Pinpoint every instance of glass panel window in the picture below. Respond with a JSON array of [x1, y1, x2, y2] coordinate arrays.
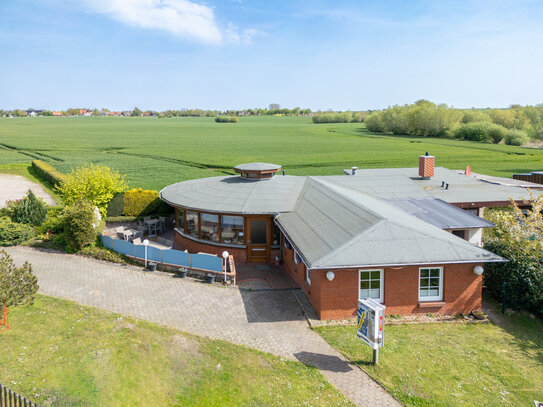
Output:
[[200, 213, 219, 242], [177, 208, 184, 232], [419, 268, 443, 301], [186, 211, 198, 237], [249, 219, 267, 244], [272, 223, 280, 246], [359, 269, 383, 302], [306, 268, 311, 285], [221, 216, 244, 245]]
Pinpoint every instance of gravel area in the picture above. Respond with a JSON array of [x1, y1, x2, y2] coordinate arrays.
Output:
[[0, 174, 56, 207]]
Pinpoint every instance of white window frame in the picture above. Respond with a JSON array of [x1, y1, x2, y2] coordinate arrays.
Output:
[[418, 267, 443, 302], [358, 269, 384, 303], [306, 268, 311, 285]]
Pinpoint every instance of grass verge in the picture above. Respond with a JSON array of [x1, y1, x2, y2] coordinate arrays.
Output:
[[315, 303, 543, 407], [0, 295, 352, 407]]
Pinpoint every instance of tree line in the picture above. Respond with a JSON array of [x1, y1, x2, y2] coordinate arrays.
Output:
[[364, 100, 543, 146]]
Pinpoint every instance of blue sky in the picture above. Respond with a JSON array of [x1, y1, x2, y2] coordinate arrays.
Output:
[[1, 0, 543, 110]]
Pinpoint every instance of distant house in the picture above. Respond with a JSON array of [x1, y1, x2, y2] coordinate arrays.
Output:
[[52, 111, 63, 117], [160, 155, 539, 320], [122, 111, 132, 117]]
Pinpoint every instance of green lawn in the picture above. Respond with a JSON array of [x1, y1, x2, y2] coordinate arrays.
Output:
[[0, 295, 352, 407], [1, 116, 543, 190], [315, 305, 543, 407]]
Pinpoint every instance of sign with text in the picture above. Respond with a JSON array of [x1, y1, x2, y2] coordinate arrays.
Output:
[[357, 298, 385, 349]]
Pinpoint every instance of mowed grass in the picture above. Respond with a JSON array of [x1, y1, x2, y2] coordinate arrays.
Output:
[[1, 116, 543, 190], [0, 295, 352, 407], [315, 306, 543, 407]]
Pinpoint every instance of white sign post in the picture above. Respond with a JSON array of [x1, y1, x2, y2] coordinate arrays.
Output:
[[357, 298, 385, 365]]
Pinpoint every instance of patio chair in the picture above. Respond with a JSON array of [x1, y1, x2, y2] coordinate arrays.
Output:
[[136, 225, 146, 237], [132, 237, 142, 245], [144, 216, 151, 221], [158, 216, 167, 234], [115, 226, 125, 239]]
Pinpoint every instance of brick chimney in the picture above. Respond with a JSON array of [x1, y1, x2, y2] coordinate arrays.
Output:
[[419, 152, 434, 179]]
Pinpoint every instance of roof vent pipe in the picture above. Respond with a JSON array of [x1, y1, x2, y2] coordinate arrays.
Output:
[[351, 166, 358, 175], [441, 181, 445, 187], [282, 170, 285, 176], [446, 183, 449, 190]]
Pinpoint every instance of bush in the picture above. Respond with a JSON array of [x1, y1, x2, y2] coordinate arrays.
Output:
[[0, 250, 39, 307], [31, 160, 67, 186], [122, 188, 160, 216], [0, 217, 34, 246], [215, 116, 238, 123], [38, 207, 65, 236], [486, 123, 507, 144], [57, 163, 128, 217], [312, 112, 353, 124], [504, 129, 528, 146], [106, 193, 125, 217], [365, 112, 386, 132], [11, 190, 47, 226], [78, 245, 133, 264], [483, 240, 543, 316], [63, 200, 98, 252], [455, 121, 492, 142]]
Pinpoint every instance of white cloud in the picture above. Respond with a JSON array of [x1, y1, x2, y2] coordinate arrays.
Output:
[[225, 22, 264, 45], [84, 0, 223, 44]]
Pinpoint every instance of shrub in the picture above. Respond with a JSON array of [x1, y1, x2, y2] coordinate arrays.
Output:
[[0, 250, 39, 307], [455, 121, 492, 142], [106, 193, 125, 217], [38, 207, 65, 236], [78, 245, 133, 264], [63, 200, 98, 252], [312, 112, 353, 124], [0, 217, 34, 246], [365, 112, 386, 132], [31, 160, 67, 186], [215, 116, 238, 123], [122, 188, 160, 216], [504, 129, 528, 146], [483, 192, 543, 317], [486, 123, 507, 144], [11, 190, 47, 226], [57, 163, 128, 217]]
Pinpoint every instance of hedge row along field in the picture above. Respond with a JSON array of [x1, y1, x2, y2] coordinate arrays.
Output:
[[2, 116, 543, 191], [31, 160, 67, 185]]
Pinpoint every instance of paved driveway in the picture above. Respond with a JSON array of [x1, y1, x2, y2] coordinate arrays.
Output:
[[6, 247, 399, 407], [0, 174, 56, 208]]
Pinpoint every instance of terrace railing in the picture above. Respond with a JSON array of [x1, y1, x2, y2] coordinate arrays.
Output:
[[0, 383, 39, 407], [100, 235, 236, 283]]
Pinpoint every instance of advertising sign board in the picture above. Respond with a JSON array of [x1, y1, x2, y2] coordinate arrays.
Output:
[[357, 298, 385, 350]]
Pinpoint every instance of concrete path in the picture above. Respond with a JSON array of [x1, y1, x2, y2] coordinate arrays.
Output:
[[0, 174, 56, 208], [6, 247, 400, 407]]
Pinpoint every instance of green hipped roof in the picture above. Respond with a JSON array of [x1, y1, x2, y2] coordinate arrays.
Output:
[[275, 177, 504, 269]]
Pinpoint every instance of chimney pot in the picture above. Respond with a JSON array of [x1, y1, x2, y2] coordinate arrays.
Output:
[[419, 154, 435, 179]]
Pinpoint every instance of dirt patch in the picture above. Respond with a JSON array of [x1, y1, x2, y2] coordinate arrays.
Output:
[[0, 174, 56, 207]]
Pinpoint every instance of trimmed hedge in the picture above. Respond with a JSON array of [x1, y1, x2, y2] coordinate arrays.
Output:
[[64, 200, 97, 252], [0, 217, 34, 246], [122, 188, 160, 216], [31, 160, 67, 186], [106, 193, 125, 217]]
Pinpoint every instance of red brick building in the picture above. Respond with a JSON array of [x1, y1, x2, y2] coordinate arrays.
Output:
[[160, 158, 534, 320]]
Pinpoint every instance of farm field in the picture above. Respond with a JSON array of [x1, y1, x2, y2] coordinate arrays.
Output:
[[315, 302, 543, 407], [0, 295, 352, 407], [1, 116, 543, 190]]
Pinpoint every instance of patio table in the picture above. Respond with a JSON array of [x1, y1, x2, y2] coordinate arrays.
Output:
[[122, 229, 140, 241], [144, 219, 160, 237]]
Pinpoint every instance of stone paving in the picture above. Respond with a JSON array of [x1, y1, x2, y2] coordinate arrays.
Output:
[[6, 247, 400, 407]]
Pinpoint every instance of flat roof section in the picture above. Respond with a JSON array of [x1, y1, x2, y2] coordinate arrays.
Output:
[[386, 197, 495, 229], [160, 175, 306, 214]]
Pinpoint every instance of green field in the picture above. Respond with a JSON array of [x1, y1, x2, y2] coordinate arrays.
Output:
[[0, 295, 352, 407], [1, 116, 543, 190]]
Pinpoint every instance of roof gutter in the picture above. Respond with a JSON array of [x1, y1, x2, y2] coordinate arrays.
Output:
[[308, 258, 508, 271]]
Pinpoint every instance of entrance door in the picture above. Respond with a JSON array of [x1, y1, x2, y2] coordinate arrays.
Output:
[[247, 218, 270, 263]]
